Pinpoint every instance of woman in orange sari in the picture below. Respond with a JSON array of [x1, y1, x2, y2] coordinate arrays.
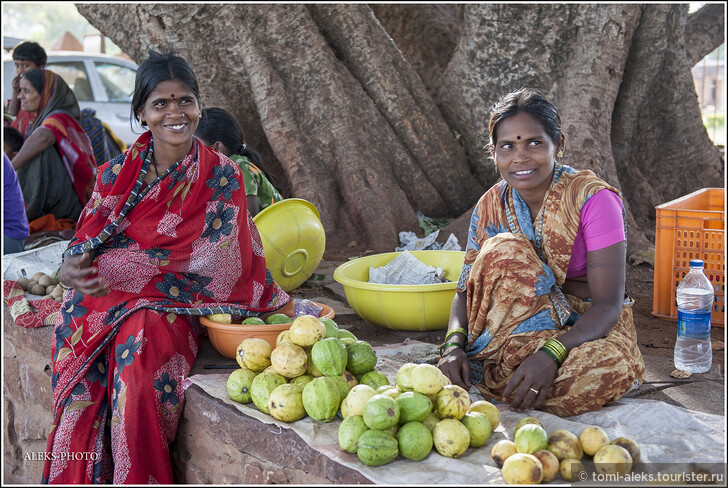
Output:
[[437, 88, 645, 417], [10, 68, 96, 223], [42, 50, 290, 484]]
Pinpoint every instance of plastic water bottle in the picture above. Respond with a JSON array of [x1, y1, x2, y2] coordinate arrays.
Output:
[[674, 259, 714, 373]]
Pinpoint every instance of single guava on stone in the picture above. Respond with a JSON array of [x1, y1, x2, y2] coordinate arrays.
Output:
[[363, 394, 400, 430], [579, 426, 610, 456], [610, 437, 641, 464], [491, 439, 518, 468], [268, 383, 306, 422], [547, 429, 583, 460], [411, 363, 447, 395], [514, 424, 548, 454], [395, 391, 432, 424], [396, 421, 433, 461], [270, 342, 308, 378], [593, 444, 633, 476], [533, 449, 560, 482], [436, 384, 471, 420], [356, 429, 399, 466], [250, 370, 287, 414], [358, 369, 390, 390], [338, 415, 369, 453], [340, 384, 377, 418], [237, 338, 272, 372], [460, 411, 492, 447], [289, 315, 326, 346], [513, 416, 543, 437], [467, 400, 501, 430], [226, 368, 258, 403], [501, 453, 543, 485], [560, 458, 586, 481], [395, 362, 418, 391], [432, 418, 470, 458]]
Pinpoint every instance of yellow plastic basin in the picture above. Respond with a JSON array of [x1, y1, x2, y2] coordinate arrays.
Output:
[[253, 198, 326, 292], [333, 250, 465, 331]]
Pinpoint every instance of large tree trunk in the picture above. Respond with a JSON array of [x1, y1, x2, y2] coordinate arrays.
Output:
[[76, 3, 724, 253], [435, 4, 724, 252], [76, 3, 483, 251]]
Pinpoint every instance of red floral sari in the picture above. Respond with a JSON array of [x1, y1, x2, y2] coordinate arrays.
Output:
[[42, 131, 290, 484]]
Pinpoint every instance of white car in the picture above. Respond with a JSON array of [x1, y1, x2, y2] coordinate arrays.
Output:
[[3, 51, 145, 145]]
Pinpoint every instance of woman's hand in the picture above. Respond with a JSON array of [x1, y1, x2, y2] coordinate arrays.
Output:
[[502, 351, 558, 412], [59, 252, 110, 297], [437, 347, 471, 390]]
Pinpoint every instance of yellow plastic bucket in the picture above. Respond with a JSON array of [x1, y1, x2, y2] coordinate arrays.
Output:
[[253, 198, 326, 292], [333, 250, 465, 331]]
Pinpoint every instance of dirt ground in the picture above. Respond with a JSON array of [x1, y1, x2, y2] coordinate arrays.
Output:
[[324, 243, 726, 369]]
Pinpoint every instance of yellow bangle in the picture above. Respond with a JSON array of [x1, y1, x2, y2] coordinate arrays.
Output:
[[445, 327, 468, 341]]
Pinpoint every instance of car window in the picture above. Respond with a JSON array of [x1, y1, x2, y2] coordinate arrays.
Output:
[[46, 62, 93, 102], [94, 62, 135, 102]]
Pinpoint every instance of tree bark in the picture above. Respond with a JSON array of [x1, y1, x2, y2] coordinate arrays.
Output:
[[76, 3, 724, 254], [684, 3, 725, 66], [76, 3, 482, 251]]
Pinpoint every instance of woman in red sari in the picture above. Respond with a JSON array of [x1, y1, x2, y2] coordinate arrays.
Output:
[[11, 68, 96, 223], [43, 49, 291, 484]]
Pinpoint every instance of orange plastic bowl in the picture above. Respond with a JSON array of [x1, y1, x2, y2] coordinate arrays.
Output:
[[200, 303, 335, 359]]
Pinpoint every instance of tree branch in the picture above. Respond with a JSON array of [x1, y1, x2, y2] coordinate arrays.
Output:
[[685, 3, 725, 66]]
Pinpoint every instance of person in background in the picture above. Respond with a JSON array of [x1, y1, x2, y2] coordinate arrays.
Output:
[[10, 68, 96, 224], [7, 40, 47, 140], [195, 107, 283, 216], [3, 152, 30, 254], [3, 126, 24, 159], [437, 87, 645, 417], [79, 107, 125, 166], [44, 49, 290, 484]]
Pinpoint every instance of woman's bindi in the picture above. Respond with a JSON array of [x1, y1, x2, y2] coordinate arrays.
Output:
[[170, 94, 176, 100], [516, 136, 521, 140]]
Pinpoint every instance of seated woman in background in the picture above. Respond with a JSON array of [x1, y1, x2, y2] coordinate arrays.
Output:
[[195, 107, 283, 216], [7, 40, 47, 139], [437, 87, 645, 417], [10, 68, 96, 223]]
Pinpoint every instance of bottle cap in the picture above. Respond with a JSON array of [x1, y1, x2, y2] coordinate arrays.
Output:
[[689, 259, 704, 268]]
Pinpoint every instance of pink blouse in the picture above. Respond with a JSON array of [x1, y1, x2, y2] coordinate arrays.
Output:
[[566, 189, 625, 278]]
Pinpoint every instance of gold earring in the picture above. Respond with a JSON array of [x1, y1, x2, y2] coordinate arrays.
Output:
[[557, 148, 564, 158]]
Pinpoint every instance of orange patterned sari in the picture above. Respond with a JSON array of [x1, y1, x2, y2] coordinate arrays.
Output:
[[459, 163, 645, 417]]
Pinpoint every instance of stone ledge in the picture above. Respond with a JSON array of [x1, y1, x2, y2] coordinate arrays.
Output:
[[2, 304, 371, 484]]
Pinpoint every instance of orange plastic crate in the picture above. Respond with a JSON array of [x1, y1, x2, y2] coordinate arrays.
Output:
[[652, 188, 725, 327]]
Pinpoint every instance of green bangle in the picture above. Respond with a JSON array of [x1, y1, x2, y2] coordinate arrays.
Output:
[[539, 346, 562, 366], [440, 341, 465, 356], [445, 327, 468, 341], [55, 267, 70, 291]]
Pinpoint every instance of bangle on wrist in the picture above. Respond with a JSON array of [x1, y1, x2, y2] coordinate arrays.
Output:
[[439, 341, 465, 356], [445, 327, 468, 342], [538, 338, 568, 366], [55, 267, 70, 291]]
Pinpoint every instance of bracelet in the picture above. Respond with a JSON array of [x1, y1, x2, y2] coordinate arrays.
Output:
[[539, 338, 568, 366], [445, 327, 468, 341], [439, 341, 465, 356], [55, 267, 70, 291]]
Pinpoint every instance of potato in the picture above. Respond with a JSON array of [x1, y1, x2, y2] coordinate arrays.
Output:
[[26, 280, 39, 291], [52, 286, 64, 298], [32, 272, 45, 282], [46, 284, 56, 294], [30, 284, 47, 295], [16, 277, 30, 290], [39, 275, 54, 287]]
